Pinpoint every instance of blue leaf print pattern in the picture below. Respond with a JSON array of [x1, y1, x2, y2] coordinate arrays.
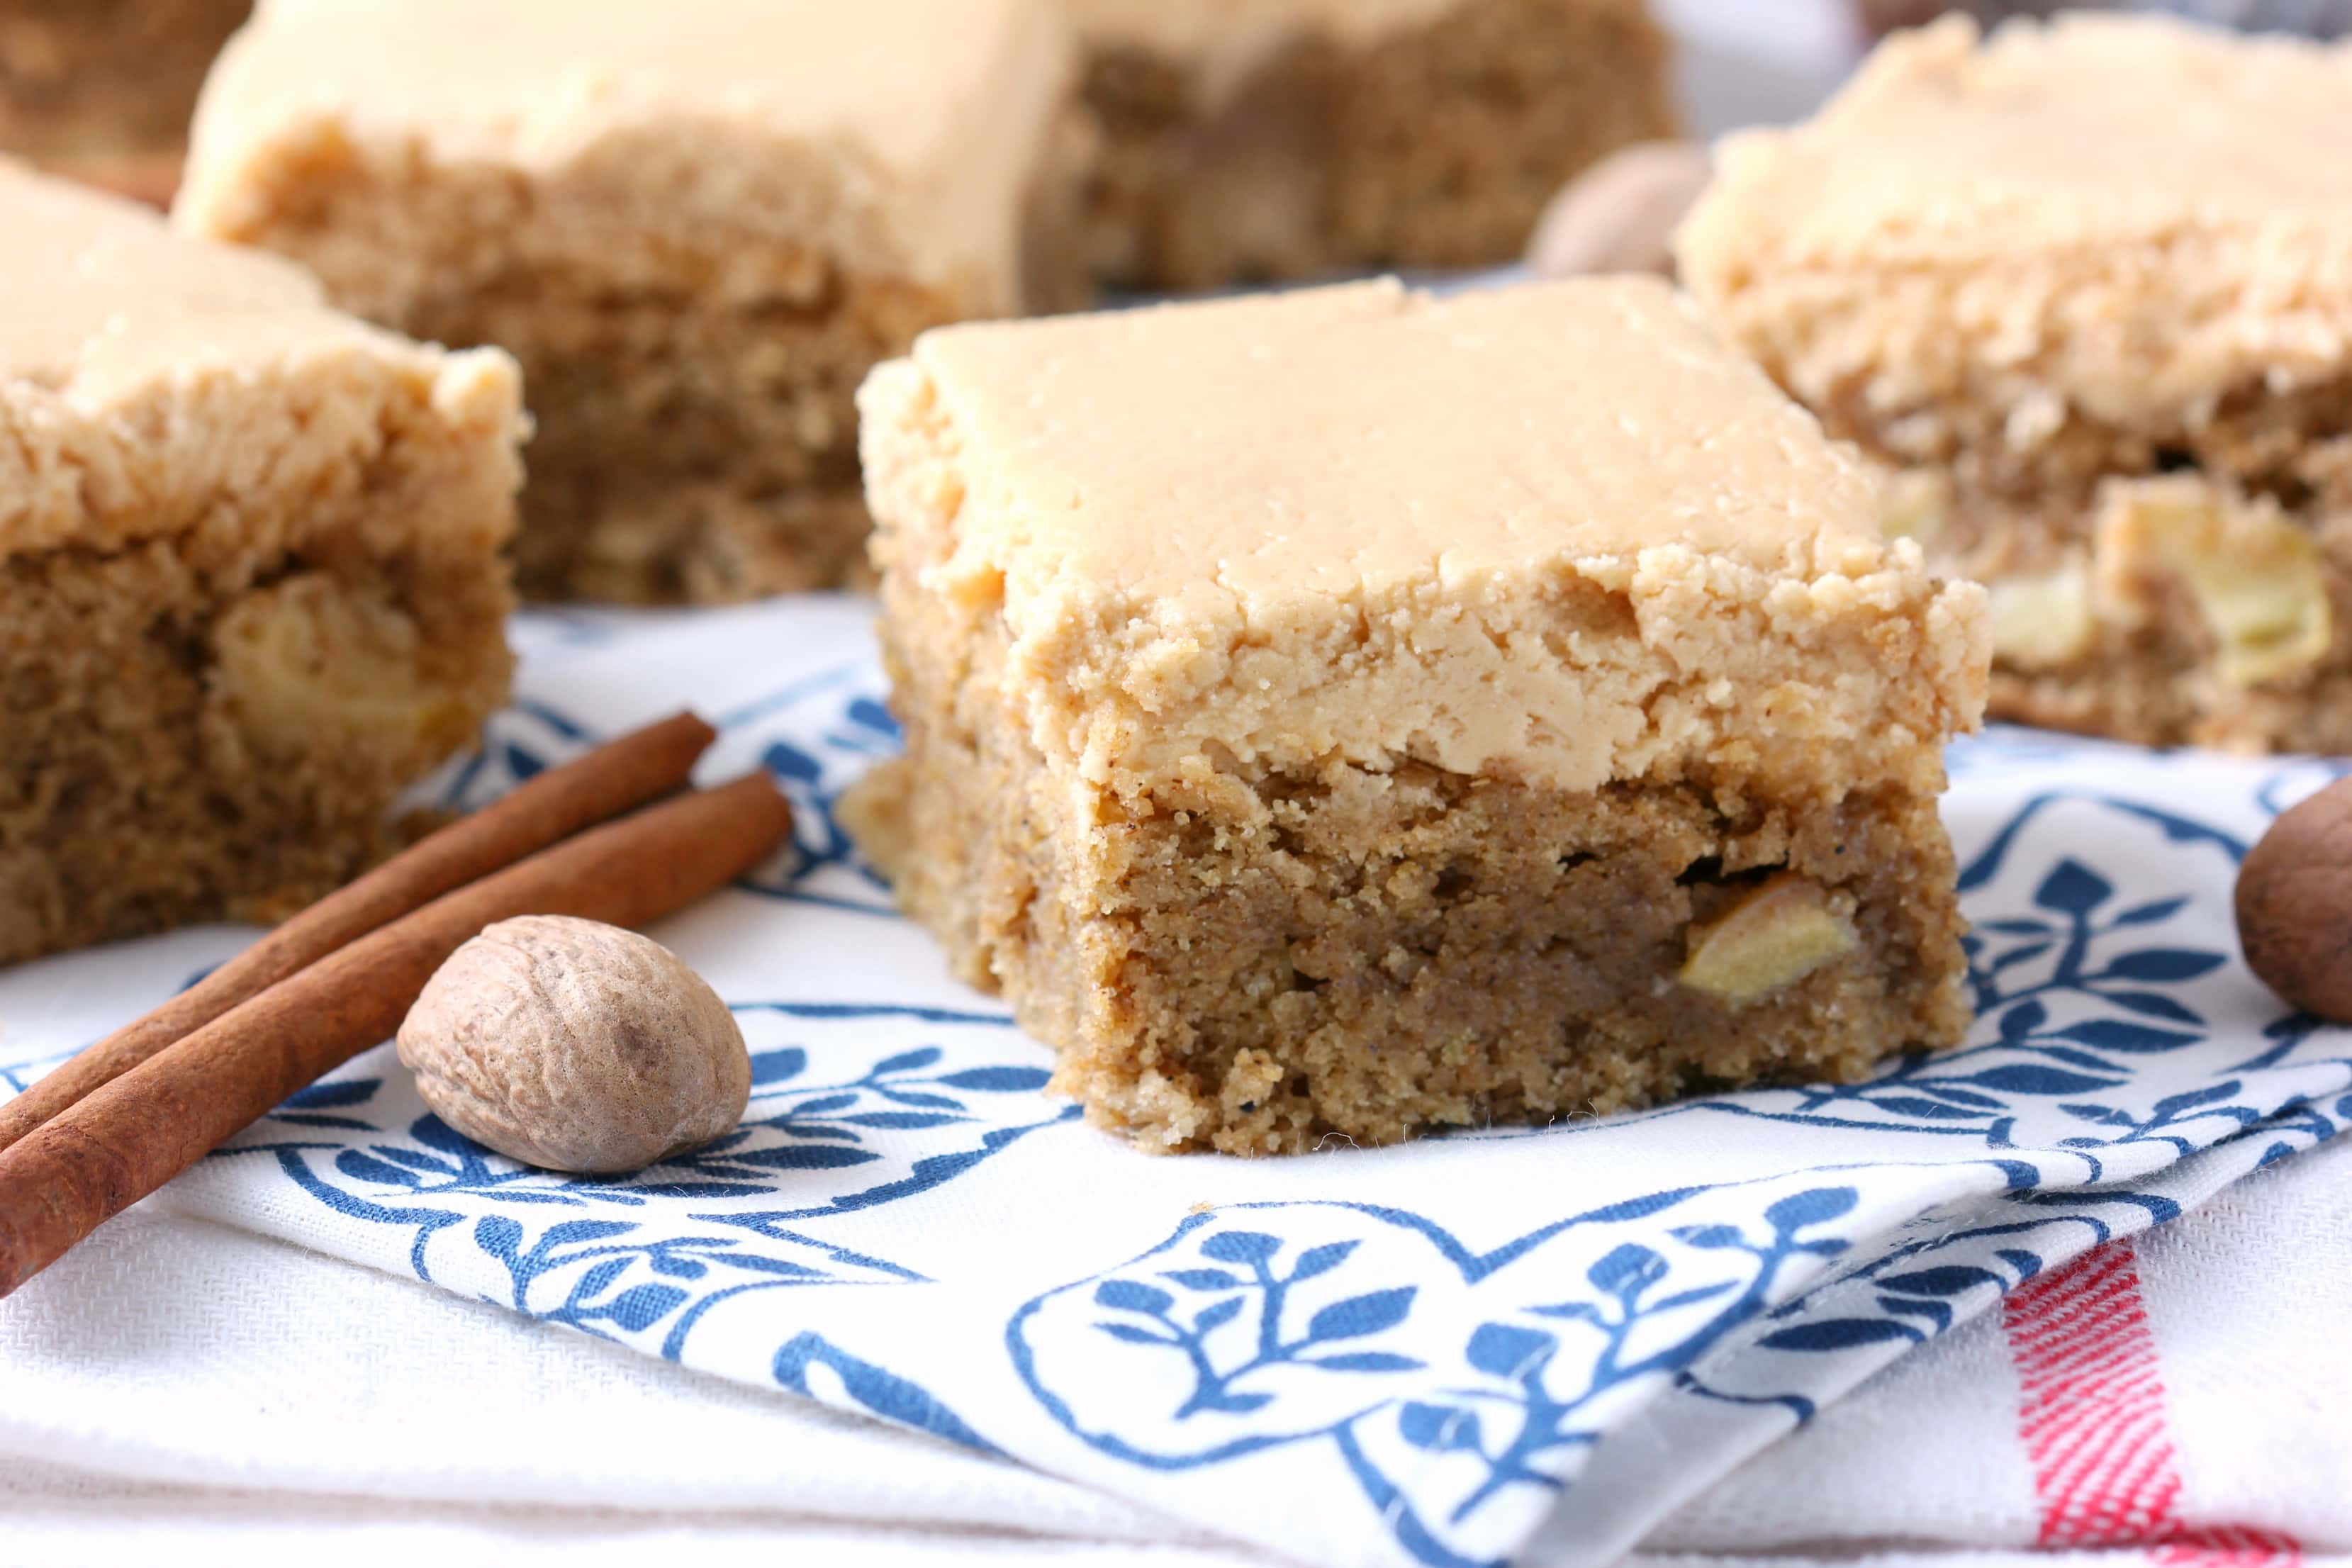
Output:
[[6, 637, 2347, 1568]]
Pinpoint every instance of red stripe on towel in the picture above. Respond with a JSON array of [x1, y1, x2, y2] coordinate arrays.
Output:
[[2004, 1239, 2300, 1566]]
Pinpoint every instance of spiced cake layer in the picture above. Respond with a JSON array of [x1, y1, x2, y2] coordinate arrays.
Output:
[[1679, 16, 2352, 751], [850, 277, 1988, 1154], [2, 164, 522, 965], [177, 0, 1075, 604], [1066, 0, 1679, 291], [0, 0, 250, 162]]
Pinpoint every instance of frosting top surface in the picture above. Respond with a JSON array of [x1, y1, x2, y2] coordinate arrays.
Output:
[[912, 275, 1891, 608], [194, 0, 1052, 176], [1707, 14, 2352, 246], [3, 161, 386, 398], [1063, 0, 1459, 67]]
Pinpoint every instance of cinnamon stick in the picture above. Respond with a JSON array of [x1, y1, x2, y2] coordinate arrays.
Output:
[[0, 712, 718, 1159], [0, 772, 793, 1299]]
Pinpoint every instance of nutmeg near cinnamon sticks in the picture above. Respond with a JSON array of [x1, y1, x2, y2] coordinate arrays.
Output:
[[0, 712, 717, 1160], [0, 772, 793, 1299]]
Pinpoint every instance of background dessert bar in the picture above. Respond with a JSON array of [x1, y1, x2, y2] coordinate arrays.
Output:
[[0, 0, 250, 162], [1680, 15, 2352, 752], [177, 0, 1075, 605], [1064, 0, 1679, 291], [1, 164, 522, 965]]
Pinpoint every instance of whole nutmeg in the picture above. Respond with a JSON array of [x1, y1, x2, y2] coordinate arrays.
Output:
[[1523, 140, 1712, 281], [398, 915, 751, 1173], [2236, 779, 2352, 1021]]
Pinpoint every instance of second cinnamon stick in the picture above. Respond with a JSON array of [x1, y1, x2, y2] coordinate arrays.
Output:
[[0, 772, 792, 1299], [0, 712, 717, 1158]]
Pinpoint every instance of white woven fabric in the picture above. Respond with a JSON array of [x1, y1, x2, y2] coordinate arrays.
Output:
[[3, 1136, 2343, 1563], [3, 598, 2347, 1567], [9, 5, 2348, 1562], [1645, 1130, 2352, 1557]]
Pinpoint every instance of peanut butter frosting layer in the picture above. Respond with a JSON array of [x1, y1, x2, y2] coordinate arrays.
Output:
[[178, 0, 1071, 313], [1, 162, 522, 560], [861, 276, 1987, 801], [1678, 14, 2352, 437]]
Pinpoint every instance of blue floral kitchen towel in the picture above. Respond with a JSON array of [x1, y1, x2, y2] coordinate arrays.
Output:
[[3, 597, 2347, 1568]]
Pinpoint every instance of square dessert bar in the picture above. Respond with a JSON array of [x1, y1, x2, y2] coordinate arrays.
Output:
[[1067, 0, 1679, 291], [1679, 16, 2352, 753], [0, 0, 250, 162], [177, 0, 1074, 603], [1, 164, 522, 965], [853, 278, 1989, 1154]]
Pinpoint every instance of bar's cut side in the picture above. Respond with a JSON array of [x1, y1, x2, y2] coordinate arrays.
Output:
[[2, 169, 522, 965], [176, 0, 1074, 603], [1679, 16, 2352, 753], [853, 279, 1988, 1154], [1068, 0, 1678, 291], [0, 0, 251, 160], [180, 168, 965, 603]]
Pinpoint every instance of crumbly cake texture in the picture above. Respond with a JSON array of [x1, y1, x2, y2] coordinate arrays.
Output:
[[0, 0, 250, 160], [853, 277, 1988, 1155], [1678, 16, 2352, 752], [177, 0, 1074, 605], [1, 165, 522, 965], [1065, 0, 1679, 291]]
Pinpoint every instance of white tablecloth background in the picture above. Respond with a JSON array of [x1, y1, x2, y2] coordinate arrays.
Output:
[[3, 1133, 2343, 1566], [9, 5, 2350, 1563]]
